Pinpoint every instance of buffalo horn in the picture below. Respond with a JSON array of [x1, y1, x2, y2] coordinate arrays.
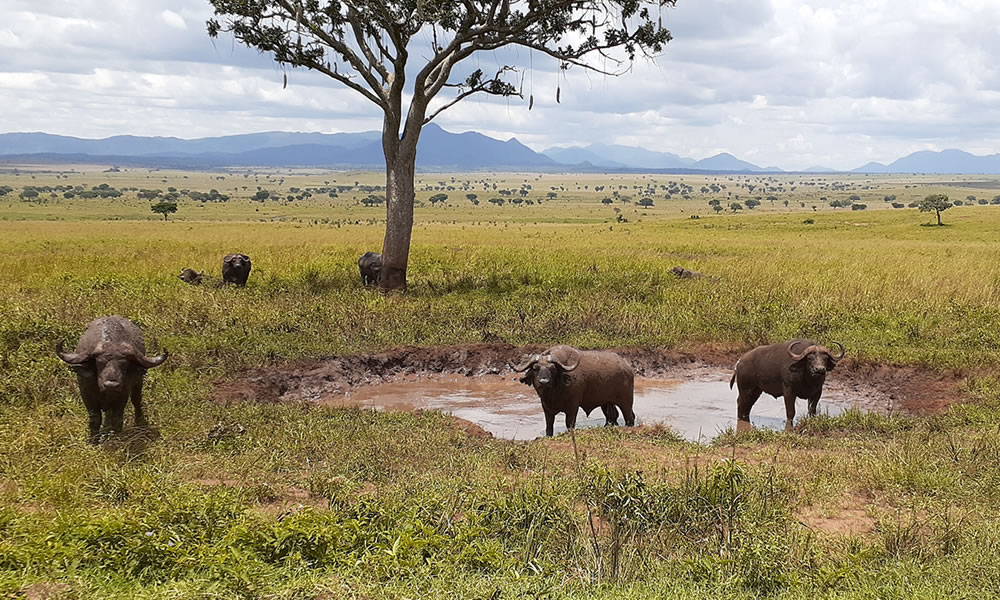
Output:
[[509, 354, 540, 372], [830, 341, 846, 360], [787, 340, 815, 361], [548, 352, 580, 372], [55, 340, 90, 365], [129, 347, 169, 369]]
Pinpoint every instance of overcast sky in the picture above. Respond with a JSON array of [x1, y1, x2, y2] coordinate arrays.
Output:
[[2, 0, 998, 170]]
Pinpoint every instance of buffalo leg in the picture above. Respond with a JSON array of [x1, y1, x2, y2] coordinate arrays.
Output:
[[79, 377, 103, 444], [564, 409, 578, 432], [601, 403, 620, 426], [736, 388, 762, 422], [807, 395, 821, 417], [106, 406, 125, 435], [87, 409, 103, 444], [131, 379, 148, 427], [783, 387, 797, 429], [620, 404, 636, 427], [544, 410, 557, 437]]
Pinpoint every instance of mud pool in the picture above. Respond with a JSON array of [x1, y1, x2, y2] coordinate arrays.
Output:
[[328, 368, 880, 442]]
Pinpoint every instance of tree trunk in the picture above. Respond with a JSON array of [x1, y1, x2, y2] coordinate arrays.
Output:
[[936, 210, 942, 226], [380, 152, 416, 290]]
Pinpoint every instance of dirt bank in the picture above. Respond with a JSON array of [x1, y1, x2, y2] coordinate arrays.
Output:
[[213, 343, 966, 417]]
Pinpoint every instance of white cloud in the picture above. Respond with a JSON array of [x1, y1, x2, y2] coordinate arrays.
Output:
[[1, 0, 999, 170]]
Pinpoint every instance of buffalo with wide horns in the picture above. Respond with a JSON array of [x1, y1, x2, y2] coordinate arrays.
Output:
[[730, 338, 845, 427], [222, 253, 252, 286], [511, 345, 635, 437], [56, 316, 168, 443]]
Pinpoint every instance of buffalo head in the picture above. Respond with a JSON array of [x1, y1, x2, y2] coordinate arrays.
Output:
[[510, 346, 580, 391], [57, 340, 168, 393], [788, 340, 845, 377], [178, 268, 203, 285]]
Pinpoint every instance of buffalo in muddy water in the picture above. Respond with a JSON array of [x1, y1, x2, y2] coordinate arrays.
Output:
[[222, 254, 252, 286], [730, 339, 845, 427], [358, 252, 382, 286], [56, 316, 168, 443], [178, 268, 204, 285], [511, 345, 635, 437]]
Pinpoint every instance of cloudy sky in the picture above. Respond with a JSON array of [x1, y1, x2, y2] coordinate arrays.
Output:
[[2, 0, 998, 170]]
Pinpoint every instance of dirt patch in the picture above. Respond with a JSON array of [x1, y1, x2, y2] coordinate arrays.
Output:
[[213, 343, 965, 418], [798, 493, 877, 536], [21, 583, 74, 600]]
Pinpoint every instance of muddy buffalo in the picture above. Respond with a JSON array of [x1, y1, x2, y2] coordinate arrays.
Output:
[[511, 345, 635, 437], [358, 252, 382, 286], [56, 316, 168, 443], [222, 253, 251, 286], [178, 268, 203, 285], [730, 339, 845, 426]]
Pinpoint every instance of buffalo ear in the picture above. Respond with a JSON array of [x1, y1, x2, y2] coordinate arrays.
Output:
[[825, 353, 838, 371]]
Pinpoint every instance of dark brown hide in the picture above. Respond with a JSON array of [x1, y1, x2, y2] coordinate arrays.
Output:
[[56, 316, 167, 443], [512, 345, 635, 437], [222, 254, 251, 286], [178, 268, 203, 285], [730, 338, 844, 425], [358, 252, 382, 286]]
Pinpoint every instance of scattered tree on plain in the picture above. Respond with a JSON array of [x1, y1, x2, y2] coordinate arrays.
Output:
[[919, 193, 951, 226], [151, 200, 178, 220], [207, 0, 676, 290]]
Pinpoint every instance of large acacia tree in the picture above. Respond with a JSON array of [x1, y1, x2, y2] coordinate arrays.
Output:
[[208, 0, 676, 289]]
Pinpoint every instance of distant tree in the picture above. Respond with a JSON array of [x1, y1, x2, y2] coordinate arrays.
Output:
[[151, 200, 178, 220], [638, 197, 654, 208], [712, 204, 723, 214], [783, 199, 789, 208], [891, 202, 905, 209], [848, 194, 861, 203], [729, 202, 743, 212], [465, 193, 478, 203], [992, 195, 1000, 205], [918, 193, 952, 225], [851, 203, 867, 211], [766, 195, 778, 205], [745, 198, 760, 209], [967, 195, 976, 203], [253, 190, 270, 201], [429, 193, 448, 205], [979, 198, 988, 205], [19, 189, 39, 200], [546, 192, 558, 200], [601, 197, 613, 205], [708, 198, 721, 208]]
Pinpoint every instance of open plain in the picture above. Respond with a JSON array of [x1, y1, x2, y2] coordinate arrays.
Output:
[[4, 167, 1000, 598]]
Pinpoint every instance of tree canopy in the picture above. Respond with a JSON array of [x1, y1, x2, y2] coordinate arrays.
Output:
[[207, 0, 677, 289]]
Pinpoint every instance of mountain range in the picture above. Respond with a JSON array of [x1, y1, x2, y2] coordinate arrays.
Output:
[[2, 124, 1000, 174]]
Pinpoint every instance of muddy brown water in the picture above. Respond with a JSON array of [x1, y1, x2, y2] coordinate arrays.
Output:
[[326, 367, 890, 442]]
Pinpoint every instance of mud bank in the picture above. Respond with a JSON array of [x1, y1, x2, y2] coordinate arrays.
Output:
[[213, 344, 965, 440]]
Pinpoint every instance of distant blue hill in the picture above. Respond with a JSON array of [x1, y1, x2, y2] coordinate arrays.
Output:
[[2, 126, 999, 174]]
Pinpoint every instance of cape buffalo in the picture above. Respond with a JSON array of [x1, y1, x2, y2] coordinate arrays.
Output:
[[56, 316, 168, 443], [671, 266, 704, 279], [730, 339, 845, 426], [511, 345, 635, 437], [358, 252, 382, 286], [178, 268, 203, 285], [222, 253, 251, 286]]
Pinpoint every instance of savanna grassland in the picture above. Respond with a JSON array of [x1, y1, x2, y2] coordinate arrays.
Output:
[[4, 165, 1000, 599]]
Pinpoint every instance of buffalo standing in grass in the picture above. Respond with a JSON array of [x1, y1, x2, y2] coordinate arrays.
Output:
[[222, 253, 252, 286], [56, 316, 168, 443], [511, 345, 635, 437], [730, 339, 845, 427], [358, 252, 382, 286], [178, 268, 204, 285]]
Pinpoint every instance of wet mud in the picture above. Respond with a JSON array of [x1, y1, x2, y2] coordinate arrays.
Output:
[[213, 343, 966, 441]]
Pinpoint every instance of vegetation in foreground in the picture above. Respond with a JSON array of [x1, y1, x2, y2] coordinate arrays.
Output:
[[3, 170, 1000, 598]]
